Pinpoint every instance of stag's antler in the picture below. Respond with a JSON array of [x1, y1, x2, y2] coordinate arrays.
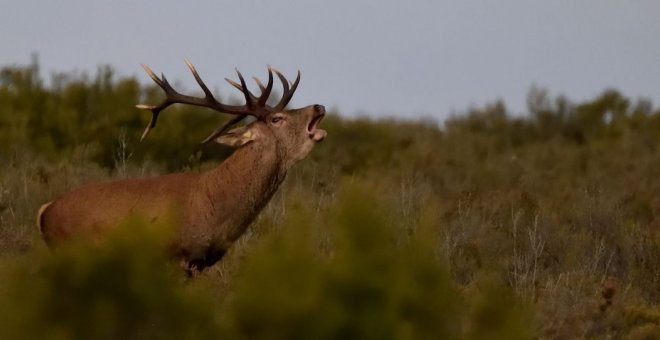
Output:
[[137, 60, 300, 142]]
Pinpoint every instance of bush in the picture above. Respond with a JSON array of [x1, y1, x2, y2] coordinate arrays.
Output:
[[222, 182, 531, 339], [0, 219, 222, 340], [0, 183, 532, 340]]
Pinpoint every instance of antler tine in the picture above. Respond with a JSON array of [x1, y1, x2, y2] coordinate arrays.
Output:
[[225, 77, 265, 107], [283, 70, 301, 107], [137, 105, 159, 141], [272, 67, 290, 96], [257, 67, 274, 107], [273, 68, 301, 111], [224, 77, 245, 92], [185, 59, 214, 99], [136, 64, 171, 141], [252, 77, 265, 92], [141, 64, 164, 87], [235, 69, 255, 108]]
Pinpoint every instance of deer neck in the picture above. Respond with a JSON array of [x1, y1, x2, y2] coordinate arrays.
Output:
[[198, 141, 287, 239]]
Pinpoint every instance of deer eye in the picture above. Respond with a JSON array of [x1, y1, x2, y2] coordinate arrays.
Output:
[[271, 116, 283, 124]]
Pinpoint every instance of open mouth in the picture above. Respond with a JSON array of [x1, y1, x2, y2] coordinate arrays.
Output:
[[308, 113, 324, 132], [308, 113, 327, 141]]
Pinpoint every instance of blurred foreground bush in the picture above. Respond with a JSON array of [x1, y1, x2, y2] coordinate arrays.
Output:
[[0, 183, 532, 339], [0, 219, 221, 340], [222, 183, 531, 339]]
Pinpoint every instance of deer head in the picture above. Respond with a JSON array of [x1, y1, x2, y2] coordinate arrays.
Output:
[[137, 61, 326, 169]]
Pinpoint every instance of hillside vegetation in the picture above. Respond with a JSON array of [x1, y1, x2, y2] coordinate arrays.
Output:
[[1, 60, 659, 338]]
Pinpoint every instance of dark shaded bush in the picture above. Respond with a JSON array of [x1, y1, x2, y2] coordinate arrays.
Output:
[[0, 219, 221, 340]]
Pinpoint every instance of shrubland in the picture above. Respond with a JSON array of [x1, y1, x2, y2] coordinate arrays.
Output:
[[1, 60, 659, 338]]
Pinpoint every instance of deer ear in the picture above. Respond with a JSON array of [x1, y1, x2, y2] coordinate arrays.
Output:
[[214, 125, 257, 147]]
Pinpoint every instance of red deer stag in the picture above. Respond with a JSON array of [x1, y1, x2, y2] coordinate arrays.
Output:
[[38, 61, 326, 276]]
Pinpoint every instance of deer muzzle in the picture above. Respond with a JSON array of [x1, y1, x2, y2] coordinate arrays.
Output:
[[308, 105, 326, 142]]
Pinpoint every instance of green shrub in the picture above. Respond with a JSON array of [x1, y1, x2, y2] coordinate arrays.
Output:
[[0, 219, 222, 340], [222, 182, 531, 339]]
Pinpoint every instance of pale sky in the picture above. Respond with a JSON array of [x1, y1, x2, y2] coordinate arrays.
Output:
[[2, 1, 659, 120]]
